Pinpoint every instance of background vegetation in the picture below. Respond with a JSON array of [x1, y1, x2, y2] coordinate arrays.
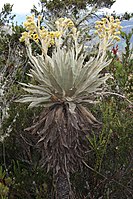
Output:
[[0, 1, 133, 198]]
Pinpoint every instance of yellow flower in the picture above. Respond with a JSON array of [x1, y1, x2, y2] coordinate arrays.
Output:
[[20, 16, 76, 50], [19, 32, 29, 42], [112, 24, 118, 28], [50, 39, 55, 46], [72, 27, 77, 34], [95, 16, 122, 43], [109, 16, 114, 22], [99, 34, 104, 39], [32, 34, 39, 42], [115, 19, 120, 23], [102, 18, 107, 22], [96, 21, 102, 25], [54, 31, 61, 38], [49, 31, 56, 38], [114, 31, 121, 35], [26, 15, 34, 22], [40, 29, 48, 39], [113, 36, 121, 41], [55, 18, 74, 31], [23, 15, 36, 32]]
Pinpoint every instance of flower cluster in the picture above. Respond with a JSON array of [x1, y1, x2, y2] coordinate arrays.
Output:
[[55, 18, 75, 31], [23, 15, 36, 32], [20, 15, 75, 48], [95, 16, 122, 42], [20, 15, 36, 42]]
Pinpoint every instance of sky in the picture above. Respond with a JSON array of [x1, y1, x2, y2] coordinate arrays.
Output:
[[0, 0, 133, 23], [104, 0, 133, 14], [0, 0, 39, 14]]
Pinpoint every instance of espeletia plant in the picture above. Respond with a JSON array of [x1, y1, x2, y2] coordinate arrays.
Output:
[[16, 15, 122, 199]]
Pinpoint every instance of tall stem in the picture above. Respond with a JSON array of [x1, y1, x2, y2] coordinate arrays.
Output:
[[55, 171, 72, 199]]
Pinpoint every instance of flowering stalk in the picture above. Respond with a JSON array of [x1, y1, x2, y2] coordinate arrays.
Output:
[[20, 15, 75, 55], [95, 16, 122, 42], [95, 16, 121, 58]]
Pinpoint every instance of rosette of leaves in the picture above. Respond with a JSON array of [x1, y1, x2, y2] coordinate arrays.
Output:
[[16, 16, 118, 198]]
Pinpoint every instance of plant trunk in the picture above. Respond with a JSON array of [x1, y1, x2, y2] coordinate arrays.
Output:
[[55, 171, 71, 199]]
